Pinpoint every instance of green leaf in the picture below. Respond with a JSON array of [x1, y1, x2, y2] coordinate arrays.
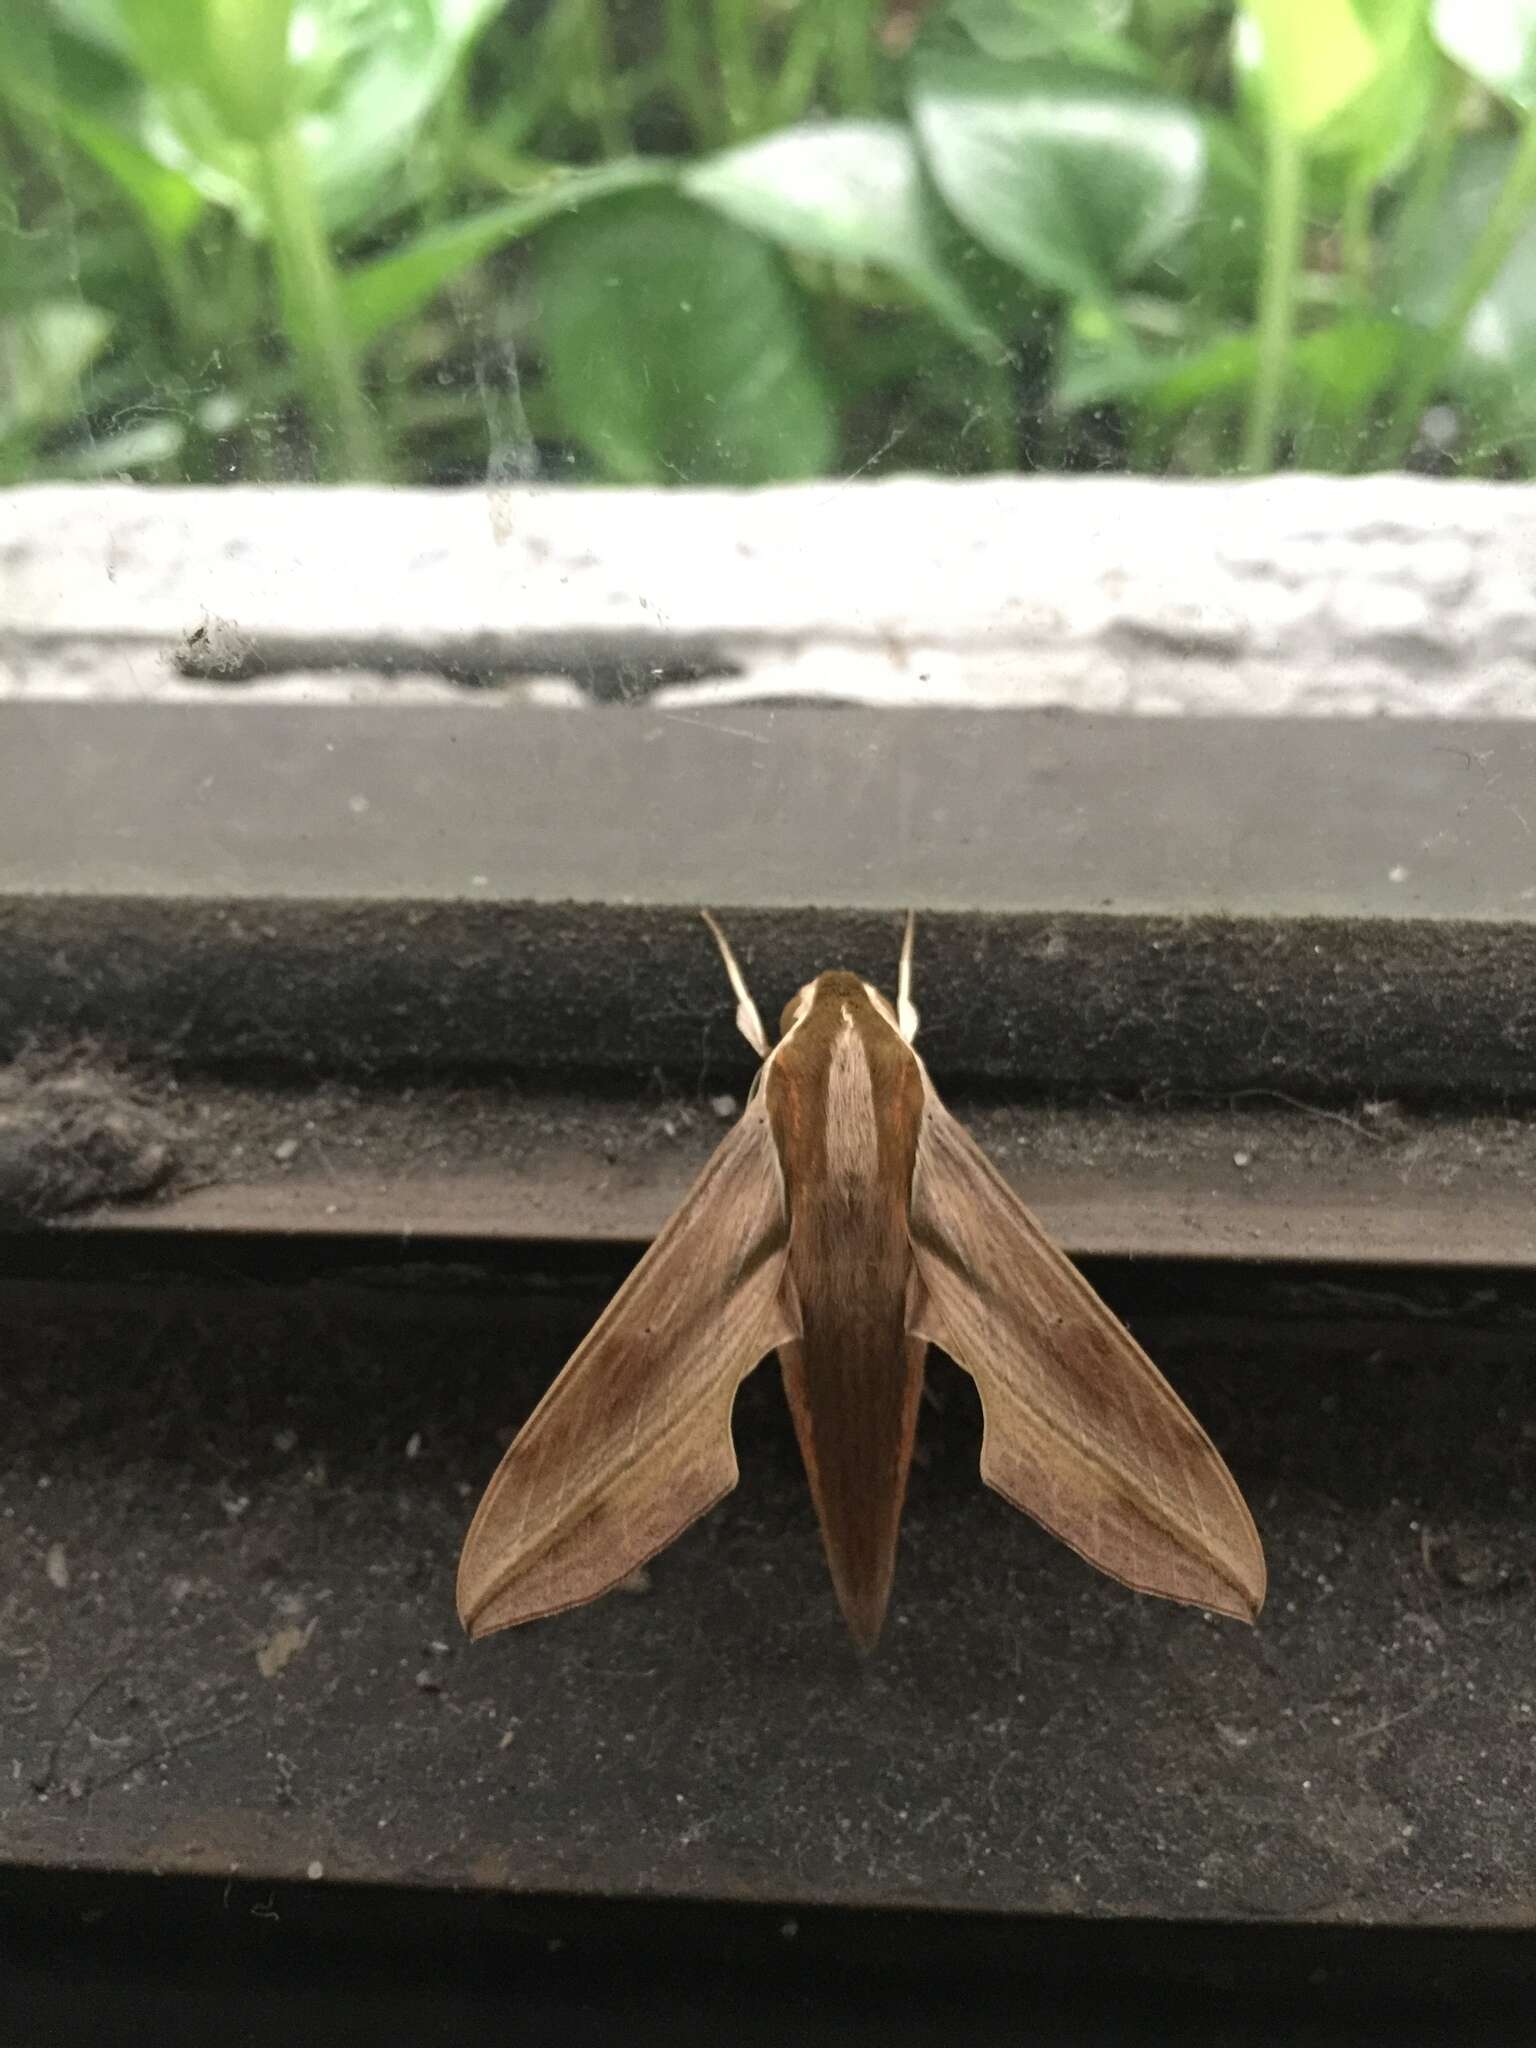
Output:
[[1237, 0, 1382, 137], [1117, 318, 1401, 415], [1393, 134, 1536, 428], [53, 0, 507, 234], [0, 300, 114, 436], [1433, 0, 1536, 110], [1057, 314, 1407, 464], [536, 191, 835, 484], [53, 414, 188, 475], [115, 0, 213, 96], [1309, 0, 1437, 180], [1133, 0, 1229, 43], [59, 103, 206, 244], [7, 6, 139, 123], [1283, 318, 1409, 462], [286, 0, 508, 230], [1055, 317, 1389, 413], [933, 0, 1142, 70], [1233, 0, 1435, 189], [1, 15, 206, 246], [44, 0, 138, 58], [200, 0, 297, 145], [1168, 117, 1263, 314], [684, 122, 1004, 358], [910, 54, 1207, 302], [340, 160, 673, 346], [1291, 316, 1407, 409], [1052, 325, 1163, 412]]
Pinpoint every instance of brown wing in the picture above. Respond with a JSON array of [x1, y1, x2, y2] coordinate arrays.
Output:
[[457, 1098, 793, 1638], [907, 1084, 1265, 1622]]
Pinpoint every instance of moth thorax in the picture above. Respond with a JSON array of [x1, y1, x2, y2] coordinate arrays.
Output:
[[779, 981, 818, 1039]]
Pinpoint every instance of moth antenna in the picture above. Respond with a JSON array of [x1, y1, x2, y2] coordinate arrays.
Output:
[[701, 909, 770, 1058], [897, 909, 919, 1042]]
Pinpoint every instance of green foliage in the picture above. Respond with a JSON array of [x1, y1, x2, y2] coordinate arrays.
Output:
[[1237, 0, 1381, 138], [6, 0, 1536, 481], [538, 189, 836, 480], [909, 55, 1206, 302], [682, 120, 1003, 355]]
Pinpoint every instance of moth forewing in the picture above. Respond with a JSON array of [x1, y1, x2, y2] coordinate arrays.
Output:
[[455, 1095, 792, 1639], [905, 1076, 1266, 1623]]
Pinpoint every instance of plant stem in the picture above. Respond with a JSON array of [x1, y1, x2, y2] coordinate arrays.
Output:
[[664, 0, 720, 142], [979, 352, 1014, 470], [494, 0, 582, 157], [576, 0, 630, 157], [1381, 113, 1536, 470], [770, 0, 830, 127], [711, 0, 758, 136], [147, 225, 208, 360], [829, 0, 878, 114], [1241, 109, 1305, 476], [216, 226, 274, 481], [255, 123, 385, 480], [1339, 173, 1372, 311], [427, 46, 471, 223]]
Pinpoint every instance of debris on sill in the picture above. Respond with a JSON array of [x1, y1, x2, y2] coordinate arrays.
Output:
[[0, 1063, 177, 1226]]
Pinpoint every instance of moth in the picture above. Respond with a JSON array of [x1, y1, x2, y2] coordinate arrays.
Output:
[[457, 915, 1265, 1651]]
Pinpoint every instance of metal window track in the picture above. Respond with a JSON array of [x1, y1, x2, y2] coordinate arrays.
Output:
[[2, 701, 1535, 1260], [4, 699, 1536, 1968]]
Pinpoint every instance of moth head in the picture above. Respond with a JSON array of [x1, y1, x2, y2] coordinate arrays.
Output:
[[778, 970, 900, 1044]]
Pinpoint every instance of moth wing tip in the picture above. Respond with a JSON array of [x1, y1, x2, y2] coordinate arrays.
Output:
[[1207, 1556, 1267, 1626], [1233, 1523, 1269, 1622], [1214, 1593, 1262, 1627], [458, 1582, 520, 1641], [455, 1548, 504, 1639]]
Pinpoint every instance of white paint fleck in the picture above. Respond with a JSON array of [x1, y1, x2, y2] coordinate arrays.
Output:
[[256, 1616, 318, 1679]]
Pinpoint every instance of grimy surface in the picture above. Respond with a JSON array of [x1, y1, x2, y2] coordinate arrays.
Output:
[[28, 1073, 1536, 1268], [5, 702, 1536, 918], [4, 705, 1536, 1100], [2, 1251, 1531, 1925]]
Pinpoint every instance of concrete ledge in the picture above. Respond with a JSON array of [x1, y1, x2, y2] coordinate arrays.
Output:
[[5, 477, 1536, 712]]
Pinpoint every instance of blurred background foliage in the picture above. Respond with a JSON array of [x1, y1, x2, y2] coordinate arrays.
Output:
[[4, 0, 1536, 486]]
